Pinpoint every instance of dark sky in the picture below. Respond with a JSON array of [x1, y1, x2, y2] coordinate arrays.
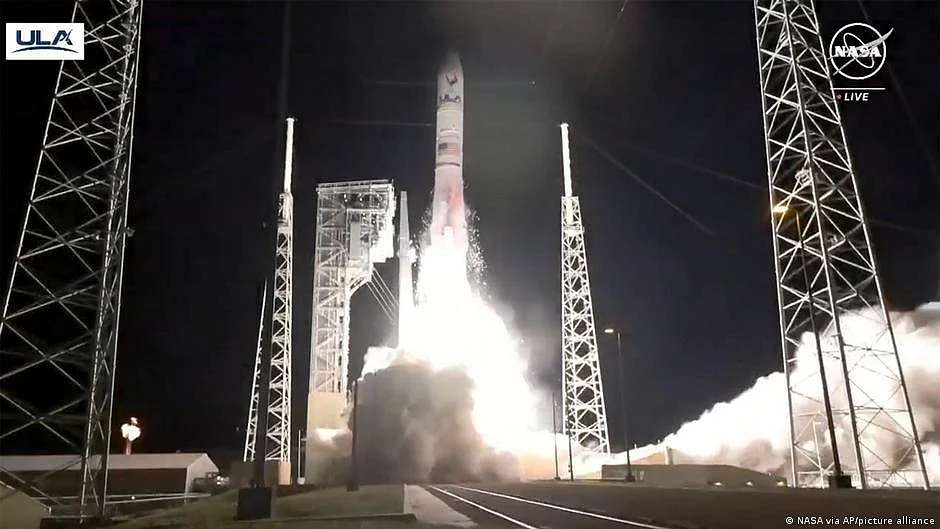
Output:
[[2, 1, 938, 464]]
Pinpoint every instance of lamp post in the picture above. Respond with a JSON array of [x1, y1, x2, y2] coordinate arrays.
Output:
[[566, 426, 575, 481], [552, 391, 560, 480], [603, 328, 634, 482], [120, 417, 141, 455], [772, 204, 849, 488], [560, 376, 575, 481], [296, 429, 305, 484]]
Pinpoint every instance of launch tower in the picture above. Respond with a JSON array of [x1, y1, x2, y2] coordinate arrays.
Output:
[[559, 124, 611, 456], [754, 0, 928, 488], [243, 118, 297, 484], [0, 0, 143, 518], [305, 180, 395, 481]]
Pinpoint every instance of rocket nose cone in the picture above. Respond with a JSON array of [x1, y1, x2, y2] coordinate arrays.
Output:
[[444, 49, 462, 71]]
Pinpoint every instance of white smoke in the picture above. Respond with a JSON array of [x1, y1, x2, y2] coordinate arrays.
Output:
[[663, 303, 940, 486], [369, 239, 538, 455]]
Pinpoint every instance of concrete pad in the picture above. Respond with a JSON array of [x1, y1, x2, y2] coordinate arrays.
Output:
[[406, 485, 476, 527], [0, 484, 49, 529]]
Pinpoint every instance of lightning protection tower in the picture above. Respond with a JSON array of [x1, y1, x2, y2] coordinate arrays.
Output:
[[0, 0, 144, 519], [559, 123, 610, 457], [754, 0, 928, 489], [244, 118, 296, 484], [305, 180, 395, 481]]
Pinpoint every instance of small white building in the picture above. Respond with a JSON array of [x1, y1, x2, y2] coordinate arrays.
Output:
[[0, 453, 219, 502]]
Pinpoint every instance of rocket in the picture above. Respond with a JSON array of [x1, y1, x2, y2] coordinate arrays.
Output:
[[429, 50, 467, 249]]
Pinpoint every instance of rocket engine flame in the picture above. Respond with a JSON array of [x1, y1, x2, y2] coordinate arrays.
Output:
[[349, 207, 539, 481]]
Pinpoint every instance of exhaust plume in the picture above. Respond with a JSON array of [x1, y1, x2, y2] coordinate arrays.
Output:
[[306, 211, 541, 483], [663, 303, 940, 484], [316, 356, 522, 484]]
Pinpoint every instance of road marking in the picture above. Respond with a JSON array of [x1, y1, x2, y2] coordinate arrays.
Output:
[[429, 486, 540, 529], [407, 485, 476, 527], [452, 485, 676, 529]]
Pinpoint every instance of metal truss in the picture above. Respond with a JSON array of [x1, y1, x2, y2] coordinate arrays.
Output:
[[754, 0, 928, 489], [244, 282, 268, 462], [309, 181, 395, 397], [559, 125, 610, 456], [244, 118, 296, 464], [0, 0, 144, 517]]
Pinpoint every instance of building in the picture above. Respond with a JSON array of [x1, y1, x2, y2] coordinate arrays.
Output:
[[601, 445, 786, 487], [0, 453, 219, 502]]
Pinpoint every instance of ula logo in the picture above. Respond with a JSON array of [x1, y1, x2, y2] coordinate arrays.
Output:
[[6, 23, 85, 61]]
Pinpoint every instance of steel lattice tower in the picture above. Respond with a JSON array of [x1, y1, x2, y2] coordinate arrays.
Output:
[[305, 180, 395, 479], [0, 0, 143, 518], [308, 181, 395, 396], [754, 0, 929, 489], [559, 124, 610, 456], [244, 118, 296, 466], [244, 281, 268, 462]]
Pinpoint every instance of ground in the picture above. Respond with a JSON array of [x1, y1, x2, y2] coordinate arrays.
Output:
[[110, 485, 416, 529], [428, 480, 940, 529], [104, 480, 940, 529]]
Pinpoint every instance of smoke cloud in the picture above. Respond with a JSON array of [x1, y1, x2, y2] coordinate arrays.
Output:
[[356, 358, 521, 483], [310, 350, 522, 484], [663, 303, 940, 484]]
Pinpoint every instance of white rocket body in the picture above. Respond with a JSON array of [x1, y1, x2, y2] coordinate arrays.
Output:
[[429, 50, 467, 249]]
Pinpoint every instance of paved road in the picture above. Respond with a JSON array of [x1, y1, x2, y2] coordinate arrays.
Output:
[[426, 481, 940, 529]]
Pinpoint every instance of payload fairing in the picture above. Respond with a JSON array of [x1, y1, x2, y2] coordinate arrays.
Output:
[[429, 50, 467, 249]]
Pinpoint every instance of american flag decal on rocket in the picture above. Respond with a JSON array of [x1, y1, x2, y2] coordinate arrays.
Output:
[[438, 142, 459, 156]]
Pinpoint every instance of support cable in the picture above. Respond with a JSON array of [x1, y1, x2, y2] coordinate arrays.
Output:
[[608, 138, 939, 241], [583, 0, 631, 93], [367, 282, 395, 322], [372, 269, 398, 310]]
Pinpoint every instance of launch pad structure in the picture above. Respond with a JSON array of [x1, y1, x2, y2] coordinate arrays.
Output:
[[305, 180, 396, 481], [559, 124, 611, 457], [0, 0, 143, 519], [754, 0, 928, 489], [242, 118, 297, 485]]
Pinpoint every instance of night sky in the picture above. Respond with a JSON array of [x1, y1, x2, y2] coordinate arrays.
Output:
[[2, 1, 937, 470]]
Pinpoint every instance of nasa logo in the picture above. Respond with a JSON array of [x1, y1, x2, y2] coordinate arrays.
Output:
[[828, 23, 892, 81], [5, 23, 85, 61]]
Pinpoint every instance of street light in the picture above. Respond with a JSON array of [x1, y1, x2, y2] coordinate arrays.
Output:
[[772, 203, 850, 488], [551, 391, 560, 480], [120, 417, 141, 455], [603, 327, 635, 483]]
